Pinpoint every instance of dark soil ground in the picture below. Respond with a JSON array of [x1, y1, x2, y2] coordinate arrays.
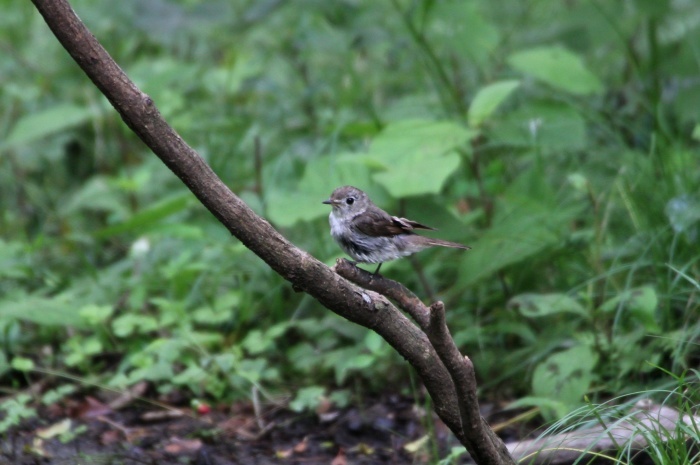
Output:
[[0, 391, 528, 465]]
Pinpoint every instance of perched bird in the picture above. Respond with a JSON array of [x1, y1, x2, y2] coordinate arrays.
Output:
[[322, 186, 470, 273]]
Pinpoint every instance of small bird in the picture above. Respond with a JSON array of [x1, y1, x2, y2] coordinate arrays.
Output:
[[323, 186, 470, 274]]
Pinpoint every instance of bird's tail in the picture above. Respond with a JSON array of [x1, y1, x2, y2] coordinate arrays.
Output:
[[426, 238, 471, 250]]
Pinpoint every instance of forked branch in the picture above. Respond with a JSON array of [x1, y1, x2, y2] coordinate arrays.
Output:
[[29, 1, 514, 463], [338, 261, 512, 464]]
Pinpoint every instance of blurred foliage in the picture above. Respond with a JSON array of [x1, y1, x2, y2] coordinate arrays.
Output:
[[1, 0, 700, 423]]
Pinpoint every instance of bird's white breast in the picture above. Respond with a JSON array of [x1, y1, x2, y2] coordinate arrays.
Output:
[[328, 211, 346, 237]]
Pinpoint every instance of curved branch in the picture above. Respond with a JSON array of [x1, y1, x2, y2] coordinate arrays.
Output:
[[29, 1, 514, 463], [335, 259, 430, 329]]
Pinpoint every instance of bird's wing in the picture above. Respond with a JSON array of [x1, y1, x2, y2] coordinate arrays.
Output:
[[353, 208, 436, 237], [391, 216, 436, 231]]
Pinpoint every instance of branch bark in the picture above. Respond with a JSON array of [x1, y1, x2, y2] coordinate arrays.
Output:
[[29, 1, 515, 463]]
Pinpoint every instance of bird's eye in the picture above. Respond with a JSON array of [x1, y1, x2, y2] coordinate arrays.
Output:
[[346, 197, 355, 205]]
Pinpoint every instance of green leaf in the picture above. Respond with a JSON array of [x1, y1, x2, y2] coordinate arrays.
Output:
[[491, 100, 587, 152], [61, 177, 129, 217], [508, 46, 603, 95], [368, 120, 476, 197], [364, 331, 385, 355], [692, 124, 700, 141], [532, 345, 598, 420], [509, 293, 587, 318], [79, 305, 114, 325], [373, 151, 461, 198], [289, 386, 326, 413], [0, 294, 85, 327], [241, 329, 273, 355], [112, 314, 159, 337], [334, 354, 375, 385], [665, 194, 700, 235], [4, 104, 95, 149], [429, 1, 500, 67], [11, 357, 35, 372], [369, 120, 475, 162], [599, 286, 660, 333], [95, 193, 194, 237], [266, 153, 372, 226], [459, 187, 581, 287], [468, 80, 520, 127]]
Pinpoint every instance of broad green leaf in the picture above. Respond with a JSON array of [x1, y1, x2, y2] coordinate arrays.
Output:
[[364, 331, 385, 354], [61, 177, 129, 218], [599, 286, 660, 333], [508, 46, 603, 95], [172, 365, 207, 385], [95, 193, 194, 237], [191, 305, 231, 325], [4, 104, 95, 149], [79, 305, 114, 325], [369, 120, 475, 161], [112, 314, 159, 337], [491, 101, 587, 152], [266, 153, 372, 226], [11, 357, 35, 372], [459, 191, 581, 287], [0, 240, 30, 280], [333, 354, 375, 384], [0, 294, 85, 327], [665, 194, 700, 235], [469, 80, 520, 127], [692, 124, 700, 141], [289, 386, 326, 413], [241, 329, 273, 355], [509, 293, 587, 318], [532, 345, 597, 420], [430, 0, 500, 67], [368, 120, 476, 197], [373, 151, 461, 198]]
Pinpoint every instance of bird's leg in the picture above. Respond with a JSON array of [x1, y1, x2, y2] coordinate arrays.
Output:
[[373, 263, 383, 275]]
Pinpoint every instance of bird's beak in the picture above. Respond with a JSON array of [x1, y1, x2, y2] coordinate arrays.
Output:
[[322, 199, 333, 205]]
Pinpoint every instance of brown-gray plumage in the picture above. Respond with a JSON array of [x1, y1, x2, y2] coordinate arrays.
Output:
[[322, 186, 470, 272]]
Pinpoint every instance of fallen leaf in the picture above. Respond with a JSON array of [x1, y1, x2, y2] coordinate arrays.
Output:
[[404, 435, 429, 453], [331, 447, 347, 465], [79, 397, 113, 418], [164, 437, 203, 454], [37, 419, 72, 439], [140, 409, 185, 422], [275, 448, 293, 459], [100, 430, 121, 445], [293, 436, 308, 453], [356, 442, 374, 455], [31, 437, 49, 457], [108, 381, 148, 410]]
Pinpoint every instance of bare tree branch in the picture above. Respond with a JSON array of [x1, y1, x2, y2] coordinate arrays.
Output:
[[29, 1, 515, 463], [335, 259, 430, 330], [427, 302, 512, 465]]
